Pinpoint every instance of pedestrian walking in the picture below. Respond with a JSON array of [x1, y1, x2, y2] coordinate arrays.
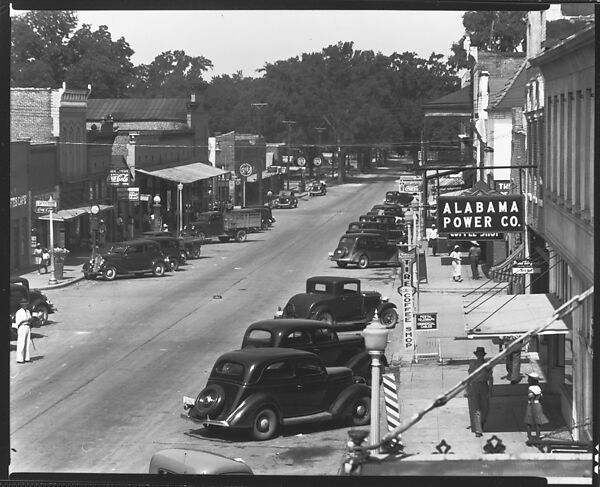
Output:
[[466, 347, 493, 437], [427, 224, 439, 256], [503, 336, 522, 384], [42, 248, 51, 272], [98, 219, 107, 247], [450, 245, 463, 282], [33, 243, 47, 274], [468, 241, 482, 279], [14, 298, 33, 363], [524, 372, 549, 445]]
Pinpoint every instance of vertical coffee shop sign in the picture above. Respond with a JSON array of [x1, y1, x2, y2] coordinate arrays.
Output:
[[397, 249, 416, 351]]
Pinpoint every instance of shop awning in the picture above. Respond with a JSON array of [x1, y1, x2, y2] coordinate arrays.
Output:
[[465, 294, 570, 338], [247, 170, 275, 182], [37, 204, 114, 222], [135, 162, 228, 184]]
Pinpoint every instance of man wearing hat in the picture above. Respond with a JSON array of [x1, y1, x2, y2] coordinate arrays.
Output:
[[466, 347, 494, 437], [468, 241, 482, 279], [426, 224, 439, 256], [98, 219, 107, 247], [14, 298, 33, 364]]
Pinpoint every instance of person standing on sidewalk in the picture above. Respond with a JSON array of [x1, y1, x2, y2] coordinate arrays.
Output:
[[450, 245, 463, 282], [524, 372, 549, 445], [98, 219, 107, 247], [33, 243, 46, 274], [427, 224, 439, 256], [14, 298, 33, 364], [468, 241, 482, 279], [466, 347, 493, 437]]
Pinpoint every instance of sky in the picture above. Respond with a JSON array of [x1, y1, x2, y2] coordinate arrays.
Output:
[[63, 10, 466, 79]]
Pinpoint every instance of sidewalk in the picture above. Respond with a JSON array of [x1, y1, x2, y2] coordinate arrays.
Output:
[[380, 240, 573, 459]]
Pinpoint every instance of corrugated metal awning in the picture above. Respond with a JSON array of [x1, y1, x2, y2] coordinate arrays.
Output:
[[465, 294, 569, 338], [135, 163, 228, 184], [37, 204, 113, 222]]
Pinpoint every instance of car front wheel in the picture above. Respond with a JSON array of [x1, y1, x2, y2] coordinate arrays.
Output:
[[235, 230, 247, 242], [170, 259, 179, 272], [191, 247, 201, 259], [104, 266, 117, 280], [380, 308, 399, 329], [314, 309, 334, 325], [251, 407, 278, 441], [153, 262, 165, 277], [357, 254, 370, 269], [349, 395, 371, 426]]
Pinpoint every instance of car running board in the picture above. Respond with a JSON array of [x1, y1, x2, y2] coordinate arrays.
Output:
[[282, 412, 333, 426]]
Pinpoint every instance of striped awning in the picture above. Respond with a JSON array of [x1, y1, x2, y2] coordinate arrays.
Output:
[[136, 162, 228, 184], [37, 204, 113, 222]]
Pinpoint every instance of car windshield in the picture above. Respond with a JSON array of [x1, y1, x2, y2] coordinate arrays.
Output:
[[109, 244, 127, 253], [279, 191, 291, 197], [338, 236, 355, 246], [212, 360, 245, 380]]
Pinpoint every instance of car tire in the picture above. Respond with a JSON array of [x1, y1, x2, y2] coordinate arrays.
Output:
[[357, 254, 370, 269], [336, 261, 348, 268], [314, 309, 334, 325], [197, 232, 206, 244], [153, 262, 165, 277], [83, 272, 93, 280], [251, 407, 278, 441], [32, 303, 49, 326], [349, 395, 371, 426], [191, 247, 201, 259], [170, 259, 179, 272], [380, 308, 399, 329], [193, 384, 226, 418], [104, 266, 117, 281], [235, 230, 247, 242]]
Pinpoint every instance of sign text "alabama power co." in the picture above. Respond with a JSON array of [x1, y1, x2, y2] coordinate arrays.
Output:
[[437, 195, 524, 233]]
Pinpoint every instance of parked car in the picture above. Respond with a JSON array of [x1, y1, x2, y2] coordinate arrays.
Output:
[[369, 204, 405, 219], [272, 190, 298, 209], [82, 239, 170, 280], [346, 221, 406, 244], [149, 449, 253, 475], [183, 348, 371, 440], [275, 276, 398, 330], [245, 205, 276, 229], [144, 230, 202, 260], [330, 233, 400, 269], [385, 191, 414, 206], [241, 319, 383, 382], [141, 234, 186, 271], [9, 278, 57, 339], [308, 180, 327, 196]]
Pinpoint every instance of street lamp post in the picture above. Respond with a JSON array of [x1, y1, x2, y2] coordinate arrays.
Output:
[[362, 312, 390, 452], [282, 120, 296, 190], [153, 195, 162, 231], [177, 182, 184, 236], [90, 204, 100, 261], [47, 197, 57, 285]]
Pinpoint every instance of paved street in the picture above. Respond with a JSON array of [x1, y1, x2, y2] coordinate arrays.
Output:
[[10, 167, 405, 475]]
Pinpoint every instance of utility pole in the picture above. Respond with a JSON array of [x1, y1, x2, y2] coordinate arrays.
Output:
[[251, 103, 268, 205], [282, 120, 296, 190], [315, 127, 326, 180]]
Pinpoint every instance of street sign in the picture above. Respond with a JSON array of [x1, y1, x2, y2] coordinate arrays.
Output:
[[239, 163, 253, 177], [117, 187, 140, 201], [297, 156, 306, 167], [35, 199, 57, 214], [107, 168, 130, 187], [313, 157, 322, 166], [416, 313, 438, 331], [140, 194, 150, 202]]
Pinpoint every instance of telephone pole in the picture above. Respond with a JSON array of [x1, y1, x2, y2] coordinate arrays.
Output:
[[282, 120, 296, 190], [251, 103, 268, 205]]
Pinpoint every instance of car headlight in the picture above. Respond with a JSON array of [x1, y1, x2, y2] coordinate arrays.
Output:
[[381, 296, 390, 302], [328, 252, 334, 257], [274, 307, 283, 318], [164, 257, 170, 263]]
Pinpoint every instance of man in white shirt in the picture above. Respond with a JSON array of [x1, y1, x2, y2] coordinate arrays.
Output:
[[426, 224, 439, 256], [14, 298, 33, 363]]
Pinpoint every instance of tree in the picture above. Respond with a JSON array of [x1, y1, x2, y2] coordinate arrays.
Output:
[[448, 11, 527, 71], [11, 10, 78, 87], [126, 50, 213, 98]]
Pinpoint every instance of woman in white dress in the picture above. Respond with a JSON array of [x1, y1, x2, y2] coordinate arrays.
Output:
[[450, 245, 463, 282]]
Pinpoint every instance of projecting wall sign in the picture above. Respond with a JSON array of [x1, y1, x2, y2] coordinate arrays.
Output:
[[437, 195, 524, 233]]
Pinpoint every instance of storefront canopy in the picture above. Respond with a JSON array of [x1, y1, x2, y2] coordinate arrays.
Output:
[[135, 162, 228, 184], [37, 204, 113, 222], [465, 294, 570, 338]]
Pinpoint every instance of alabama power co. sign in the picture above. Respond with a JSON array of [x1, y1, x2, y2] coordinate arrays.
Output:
[[437, 195, 524, 234]]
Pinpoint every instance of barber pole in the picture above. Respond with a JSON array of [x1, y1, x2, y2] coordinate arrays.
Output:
[[383, 372, 400, 432]]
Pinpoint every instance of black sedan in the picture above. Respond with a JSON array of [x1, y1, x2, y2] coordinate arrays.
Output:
[[183, 348, 371, 441]]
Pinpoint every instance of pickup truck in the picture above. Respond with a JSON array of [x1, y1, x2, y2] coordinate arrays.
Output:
[[186, 209, 262, 243], [241, 319, 384, 384]]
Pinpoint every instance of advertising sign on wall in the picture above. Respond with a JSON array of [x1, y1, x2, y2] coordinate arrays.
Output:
[[447, 232, 504, 240], [398, 286, 414, 351], [416, 312, 438, 331], [437, 195, 524, 233]]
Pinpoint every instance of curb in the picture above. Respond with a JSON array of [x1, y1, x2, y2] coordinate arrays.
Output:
[[36, 275, 86, 291]]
